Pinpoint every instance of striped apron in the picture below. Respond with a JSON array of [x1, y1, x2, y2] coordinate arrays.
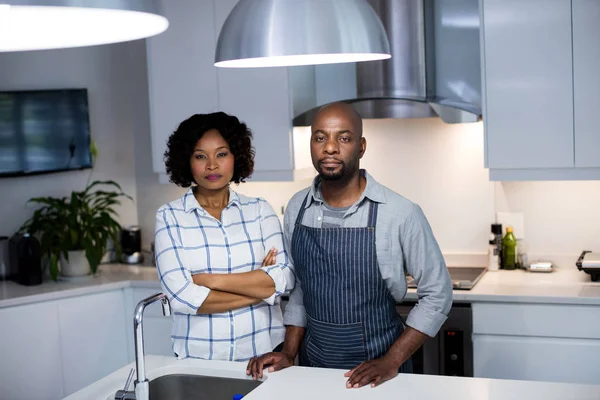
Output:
[[292, 194, 412, 372]]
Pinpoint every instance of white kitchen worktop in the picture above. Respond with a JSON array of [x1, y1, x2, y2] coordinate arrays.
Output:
[[63, 355, 600, 400], [1, 263, 600, 308]]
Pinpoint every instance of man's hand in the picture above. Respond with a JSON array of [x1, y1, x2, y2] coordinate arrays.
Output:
[[344, 356, 399, 388], [246, 351, 294, 380]]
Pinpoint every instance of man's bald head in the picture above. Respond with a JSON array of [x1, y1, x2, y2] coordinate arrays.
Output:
[[311, 102, 363, 137]]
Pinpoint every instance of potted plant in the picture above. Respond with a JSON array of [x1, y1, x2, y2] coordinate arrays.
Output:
[[20, 180, 132, 281]]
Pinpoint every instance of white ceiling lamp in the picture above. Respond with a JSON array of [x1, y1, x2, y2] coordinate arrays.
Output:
[[0, 0, 168, 52], [215, 0, 391, 68]]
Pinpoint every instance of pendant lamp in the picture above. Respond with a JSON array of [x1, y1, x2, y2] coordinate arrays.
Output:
[[0, 0, 168, 52], [215, 0, 391, 68]]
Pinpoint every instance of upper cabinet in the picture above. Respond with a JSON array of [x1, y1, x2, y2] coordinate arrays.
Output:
[[146, 0, 219, 179], [481, 0, 600, 180], [573, 0, 600, 168], [146, 0, 314, 182], [482, 0, 573, 170]]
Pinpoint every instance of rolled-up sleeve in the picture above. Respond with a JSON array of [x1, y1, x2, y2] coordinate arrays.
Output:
[[281, 202, 307, 327], [258, 199, 296, 305], [402, 204, 452, 337], [155, 209, 211, 314]]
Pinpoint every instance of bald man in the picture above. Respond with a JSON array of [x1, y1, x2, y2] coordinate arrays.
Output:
[[247, 102, 452, 388]]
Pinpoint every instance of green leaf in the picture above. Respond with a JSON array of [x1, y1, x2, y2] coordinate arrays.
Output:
[[90, 139, 98, 163], [49, 254, 59, 282]]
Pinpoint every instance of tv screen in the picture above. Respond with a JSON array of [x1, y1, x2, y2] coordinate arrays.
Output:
[[0, 89, 92, 177]]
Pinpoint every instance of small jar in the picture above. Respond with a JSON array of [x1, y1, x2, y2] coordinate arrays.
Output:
[[488, 233, 499, 271]]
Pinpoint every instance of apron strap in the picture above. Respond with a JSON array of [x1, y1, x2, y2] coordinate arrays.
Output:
[[295, 193, 311, 225], [367, 200, 379, 228]]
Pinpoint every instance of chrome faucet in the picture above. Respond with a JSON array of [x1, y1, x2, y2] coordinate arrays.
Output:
[[116, 292, 172, 400]]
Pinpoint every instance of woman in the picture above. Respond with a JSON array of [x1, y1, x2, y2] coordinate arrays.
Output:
[[154, 112, 294, 361]]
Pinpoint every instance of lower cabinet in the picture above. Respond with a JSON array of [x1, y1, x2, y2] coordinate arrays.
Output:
[[474, 334, 600, 385], [0, 301, 64, 400], [0, 289, 132, 400], [472, 302, 600, 385], [58, 290, 130, 396]]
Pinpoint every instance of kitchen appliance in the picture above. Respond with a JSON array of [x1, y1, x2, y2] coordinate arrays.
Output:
[[0, 236, 15, 280], [397, 302, 472, 376], [407, 266, 487, 290], [292, 0, 482, 126], [121, 226, 143, 264], [8, 233, 42, 286], [576, 251, 600, 281]]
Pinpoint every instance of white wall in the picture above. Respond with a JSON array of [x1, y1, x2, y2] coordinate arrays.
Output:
[[495, 181, 600, 258], [135, 112, 600, 268], [0, 42, 144, 237], [361, 118, 494, 254]]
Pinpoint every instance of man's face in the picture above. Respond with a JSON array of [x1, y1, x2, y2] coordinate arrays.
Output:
[[310, 111, 365, 181]]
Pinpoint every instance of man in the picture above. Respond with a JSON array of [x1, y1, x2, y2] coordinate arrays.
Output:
[[247, 102, 452, 388]]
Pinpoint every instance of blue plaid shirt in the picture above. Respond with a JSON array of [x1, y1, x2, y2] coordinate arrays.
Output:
[[155, 188, 295, 361]]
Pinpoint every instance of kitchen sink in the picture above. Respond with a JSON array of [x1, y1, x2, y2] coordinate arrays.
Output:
[[148, 373, 262, 399]]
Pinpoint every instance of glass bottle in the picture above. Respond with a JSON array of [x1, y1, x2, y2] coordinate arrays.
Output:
[[502, 226, 517, 270]]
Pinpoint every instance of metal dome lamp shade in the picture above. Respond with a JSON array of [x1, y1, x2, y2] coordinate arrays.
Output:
[[215, 0, 391, 68], [0, 0, 168, 52]]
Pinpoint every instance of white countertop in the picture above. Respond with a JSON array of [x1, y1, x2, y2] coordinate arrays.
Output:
[[0, 263, 160, 308], [2, 263, 600, 308], [406, 266, 600, 305], [64, 355, 600, 400]]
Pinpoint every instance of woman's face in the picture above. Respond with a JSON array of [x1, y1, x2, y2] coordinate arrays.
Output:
[[190, 129, 235, 191]]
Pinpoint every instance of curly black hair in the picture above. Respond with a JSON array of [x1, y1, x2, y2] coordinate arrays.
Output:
[[164, 112, 255, 187]]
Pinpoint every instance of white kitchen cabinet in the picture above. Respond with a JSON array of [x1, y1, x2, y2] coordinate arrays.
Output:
[[57, 290, 129, 397], [472, 302, 600, 385], [473, 335, 600, 385], [573, 0, 600, 168], [0, 301, 64, 400], [147, 0, 314, 182], [481, 0, 600, 180], [146, 0, 220, 176], [482, 0, 574, 170]]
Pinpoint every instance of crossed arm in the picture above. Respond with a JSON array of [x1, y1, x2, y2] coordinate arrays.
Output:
[[192, 249, 278, 314]]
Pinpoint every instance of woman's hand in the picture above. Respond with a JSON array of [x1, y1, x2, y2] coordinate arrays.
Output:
[[262, 247, 278, 267], [192, 272, 214, 288]]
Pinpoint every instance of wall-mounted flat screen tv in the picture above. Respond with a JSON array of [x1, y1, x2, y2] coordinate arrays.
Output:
[[0, 88, 92, 178]]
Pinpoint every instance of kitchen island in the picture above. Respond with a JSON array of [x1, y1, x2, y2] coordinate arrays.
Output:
[[64, 355, 600, 400], [1, 262, 600, 399]]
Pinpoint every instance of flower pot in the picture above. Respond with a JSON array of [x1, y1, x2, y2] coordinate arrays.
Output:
[[60, 250, 92, 277]]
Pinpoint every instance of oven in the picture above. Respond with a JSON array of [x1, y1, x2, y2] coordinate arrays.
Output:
[[396, 302, 473, 377]]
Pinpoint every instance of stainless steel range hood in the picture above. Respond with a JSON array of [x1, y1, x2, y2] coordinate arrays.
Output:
[[292, 0, 482, 125]]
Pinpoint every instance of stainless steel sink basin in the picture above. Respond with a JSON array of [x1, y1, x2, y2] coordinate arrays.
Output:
[[148, 374, 262, 399]]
